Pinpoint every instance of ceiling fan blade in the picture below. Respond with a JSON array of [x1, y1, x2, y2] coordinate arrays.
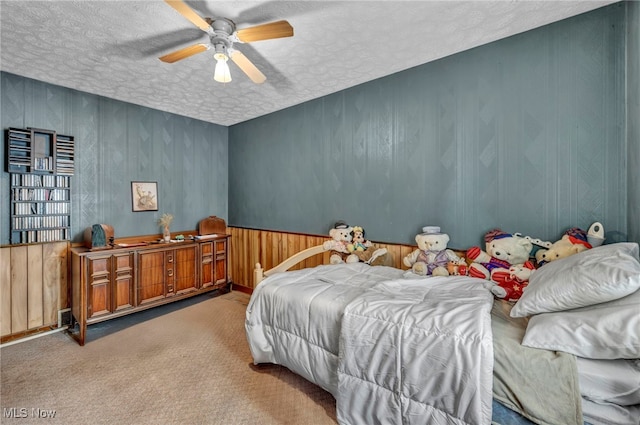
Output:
[[164, 0, 211, 32], [159, 43, 209, 63], [230, 51, 266, 84], [236, 20, 293, 43]]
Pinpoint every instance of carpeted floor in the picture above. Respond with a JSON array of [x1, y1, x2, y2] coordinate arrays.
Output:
[[1, 291, 337, 425]]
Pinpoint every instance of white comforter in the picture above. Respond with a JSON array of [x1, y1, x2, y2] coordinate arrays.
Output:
[[245, 263, 495, 425]]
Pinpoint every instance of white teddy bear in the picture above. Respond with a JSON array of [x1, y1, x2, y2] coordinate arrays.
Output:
[[403, 227, 463, 276], [466, 229, 533, 280], [323, 221, 359, 264]]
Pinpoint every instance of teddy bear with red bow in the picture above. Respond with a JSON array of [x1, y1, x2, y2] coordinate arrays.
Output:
[[466, 229, 536, 301]]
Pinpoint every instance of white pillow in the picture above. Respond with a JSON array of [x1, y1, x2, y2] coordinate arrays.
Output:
[[521, 287, 640, 359], [510, 242, 640, 317]]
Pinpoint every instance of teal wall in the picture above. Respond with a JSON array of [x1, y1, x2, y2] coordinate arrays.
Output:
[[229, 3, 630, 248], [0, 72, 228, 245], [628, 1, 640, 245], [2, 3, 636, 249]]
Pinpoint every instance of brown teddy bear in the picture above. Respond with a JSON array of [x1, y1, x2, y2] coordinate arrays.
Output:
[[535, 227, 592, 266]]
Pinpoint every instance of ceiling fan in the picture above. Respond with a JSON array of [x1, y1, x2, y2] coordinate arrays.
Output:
[[159, 0, 294, 84]]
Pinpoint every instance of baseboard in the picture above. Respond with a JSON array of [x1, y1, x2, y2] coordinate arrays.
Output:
[[231, 283, 253, 295], [1, 325, 60, 346]]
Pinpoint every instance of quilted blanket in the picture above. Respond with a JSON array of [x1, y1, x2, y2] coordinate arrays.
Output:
[[337, 277, 494, 425], [245, 263, 495, 425]]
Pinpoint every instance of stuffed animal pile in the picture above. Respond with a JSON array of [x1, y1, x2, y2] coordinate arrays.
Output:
[[321, 220, 604, 303], [465, 225, 599, 301], [323, 221, 392, 266]]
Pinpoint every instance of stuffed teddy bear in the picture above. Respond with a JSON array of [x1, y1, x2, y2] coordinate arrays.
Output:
[[490, 261, 536, 302], [535, 227, 592, 266], [446, 261, 469, 276], [323, 221, 358, 264], [347, 225, 393, 266], [347, 226, 373, 252], [466, 229, 533, 281], [403, 227, 464, 276]]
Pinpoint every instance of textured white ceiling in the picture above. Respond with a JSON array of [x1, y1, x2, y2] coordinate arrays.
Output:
[[0, 1, 618, 126]]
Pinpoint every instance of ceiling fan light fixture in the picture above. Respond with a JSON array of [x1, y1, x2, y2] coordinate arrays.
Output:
[[161, 0, 294, 84], [213, 48, 232, 83]]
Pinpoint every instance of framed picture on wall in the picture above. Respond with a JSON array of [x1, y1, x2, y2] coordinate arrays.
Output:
[[131, 181, 158, 212]]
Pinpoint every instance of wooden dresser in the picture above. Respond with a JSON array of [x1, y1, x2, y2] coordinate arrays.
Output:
[[70, 235, 230, 345]]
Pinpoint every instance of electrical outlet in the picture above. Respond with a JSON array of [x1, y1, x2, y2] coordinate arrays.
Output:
[[58, 308, 72, 327]]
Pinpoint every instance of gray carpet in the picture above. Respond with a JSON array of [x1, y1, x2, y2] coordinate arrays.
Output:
[[1, 292, 337, 425]]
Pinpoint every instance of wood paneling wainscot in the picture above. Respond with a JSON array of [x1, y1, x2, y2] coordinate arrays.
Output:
[[228, 227, 417, 291], [0, 241, 69, 342]]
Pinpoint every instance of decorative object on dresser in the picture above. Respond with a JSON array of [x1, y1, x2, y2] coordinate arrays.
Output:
[[197, 215, 227, 236], [5, 127, 75, 244], [70, 217, 231, 346], [157, 213, 173, 242], [83, 224, 115, 250]]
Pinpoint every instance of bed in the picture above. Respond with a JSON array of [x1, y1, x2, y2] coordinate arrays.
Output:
[[245, 243, 640, 425]]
